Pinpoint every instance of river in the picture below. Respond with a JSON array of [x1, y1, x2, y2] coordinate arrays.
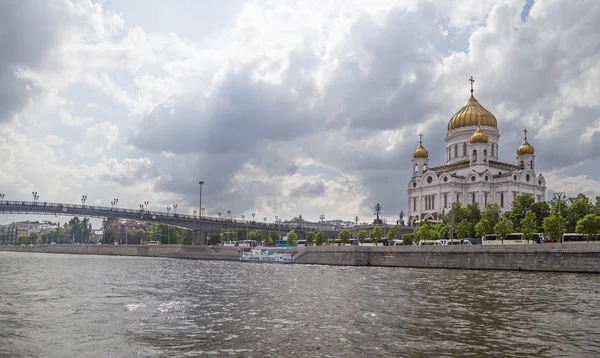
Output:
[[1, 251, 600, 357]]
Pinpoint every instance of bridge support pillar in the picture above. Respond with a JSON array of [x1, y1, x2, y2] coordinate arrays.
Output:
[[192, 230, 206, 245]]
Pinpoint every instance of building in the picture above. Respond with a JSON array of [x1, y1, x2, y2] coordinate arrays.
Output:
[[407, 78, 547, 226]]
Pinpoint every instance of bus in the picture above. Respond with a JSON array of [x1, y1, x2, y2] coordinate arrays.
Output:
[[482, 233, 545, 245], [562, 233, 599, 244], [238, 240, 258, 247], [146, 241, 161, 245]]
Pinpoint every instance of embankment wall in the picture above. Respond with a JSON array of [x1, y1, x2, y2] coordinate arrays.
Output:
[[294, 245, 600, 273], [4, 244, 600, 273]]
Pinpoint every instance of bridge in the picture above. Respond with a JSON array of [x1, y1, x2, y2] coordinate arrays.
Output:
[[0, 200, 414, 244]]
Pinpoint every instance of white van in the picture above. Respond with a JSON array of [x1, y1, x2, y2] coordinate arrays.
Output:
[[418, 240, 441, 246]]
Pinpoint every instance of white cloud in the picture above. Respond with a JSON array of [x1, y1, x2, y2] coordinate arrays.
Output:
[[0, 0, 599, 226]]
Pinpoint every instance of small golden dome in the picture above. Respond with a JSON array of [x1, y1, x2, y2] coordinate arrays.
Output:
[[413, 133, 429, 159], [447, 77, 498, 131], [470, 125, 489, 144], [517, 129, 535, 155]]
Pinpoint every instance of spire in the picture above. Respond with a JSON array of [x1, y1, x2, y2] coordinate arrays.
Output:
[[419, 132, 423, 145], [469, 76, 475, 95], [523, 128, 528, 141]]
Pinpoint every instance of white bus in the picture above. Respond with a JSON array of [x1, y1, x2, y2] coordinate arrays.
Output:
[[147, 241, 161, 245], [482, 233, 544, 245], [562, 233, 599, 244]]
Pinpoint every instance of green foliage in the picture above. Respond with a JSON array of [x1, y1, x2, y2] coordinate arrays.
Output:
[[315, 231, 327, 246], [474, 219, 492, 238], [436, 224, 449, 240], [494, 217, 514, 243], [386, 225, 399, 241], [401, 233, 414, 245], [455, 219, 474, 239], [543, 212, 567, 243], [566, 194, 594, 233], [286, 230, 298, 246], [414, 220, 436, 242], [575, 214, 600, 241], [444, 202, 466, 225], [305, 231, 316, 245], [338, 229, 352, 244], [508, 195, 535, 232], [520, 211, 537, 242], [481, 204, 501, 229], [356, 229, 367, 244], [369, 225, 382, 245], [530, 201, 550, 230], [464, 202, 481, 223]]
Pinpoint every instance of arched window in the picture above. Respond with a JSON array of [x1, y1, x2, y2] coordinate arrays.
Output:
[[454, 144, 458, 158], [529, 160, 533, 169], [491, 144, 495, 158], [414, 164, 418, 173], [423, 163, 428, 172], [483, 149, 487, 162], [472, 149, 477, 163], [519, 160, 524, 168], [463, 143, 467, 157]]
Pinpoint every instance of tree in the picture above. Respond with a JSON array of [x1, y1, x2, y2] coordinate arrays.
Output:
[[455, 220, 474, 239], [401, 233, 414, 245], [386, 225, 399, 241], [464, 202, 481, 223], [305, 231, 316, 246], [494, 217, 513, 243], [474, 219, 493, 239], [315, 231, 327, 246], [481, 204, 501, 229], [369, 225, 382, 245], [531, 201, 550, 230], [286, 230, 298, 246], [414, 221, 436, 242], [566, 194, 594, 233], [543, 212, 567, 243], [436, 224, 449, 240], [338, 229, 352, 245], [508, 195, 535, 232], [356, 229, 367, 244], [520, 211, 537, 242], [444, 202, 466, 225], [575, 214, 600, 242]]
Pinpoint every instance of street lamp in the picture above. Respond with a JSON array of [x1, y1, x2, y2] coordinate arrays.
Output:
[[81, 195, 87, 206], [218, 212, 222, 219], [139, 204, 144, 212], [252, 212, 255, 222], [242, 214, 248, 240], [167, 206, 171, 215], [201, 207, 205, 218], [198, 181, 204, 218], [227, 209, 231, 220], [275, 215, 281, 239], [173, 204, 178, 216], [319, 214, 325, 230], [113, 198, 119, 209], [263, 217, 267, 223], [193, 209, 197, 218], [554, 192, 566, 214], [144, 201, 149, 211], [0, 194, 5, 204], [32, 191, 39, 205]]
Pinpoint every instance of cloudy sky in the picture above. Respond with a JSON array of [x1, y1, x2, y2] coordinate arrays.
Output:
[[0, 0, 599, 226]]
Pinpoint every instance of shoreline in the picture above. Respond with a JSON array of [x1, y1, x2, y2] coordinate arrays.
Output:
[[2, 244, 600, 273]]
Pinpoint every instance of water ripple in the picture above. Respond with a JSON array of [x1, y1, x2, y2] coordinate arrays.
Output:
[[2, 251, 600, 357]]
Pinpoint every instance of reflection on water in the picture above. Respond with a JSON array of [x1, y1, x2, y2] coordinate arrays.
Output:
[[1, 251, 600, 357]]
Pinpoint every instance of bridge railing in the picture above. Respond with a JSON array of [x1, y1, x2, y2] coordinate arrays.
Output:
[[0, 200, 306, 231]]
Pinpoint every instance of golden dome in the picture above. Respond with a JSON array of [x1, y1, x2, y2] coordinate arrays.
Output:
[[413, 133, 429, 159], [517, 129, 535, 155], [470, 125, 489, 144], [447, 77, 498, 131]]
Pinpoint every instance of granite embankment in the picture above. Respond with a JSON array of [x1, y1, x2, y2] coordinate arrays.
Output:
[[0, 244, 242, 261], [3, 244, 600, 273], [294, 245, 600, 273]]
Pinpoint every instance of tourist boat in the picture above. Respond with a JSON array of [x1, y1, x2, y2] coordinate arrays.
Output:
[[240, 247, 294, 263]]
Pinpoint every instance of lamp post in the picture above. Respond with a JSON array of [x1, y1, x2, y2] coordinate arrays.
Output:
[[32, 191, 39, 205], [554, 192, 566, 243], [193, 209, 197, 218], [201, 207, 205, 218], [113, 198, 119, 208], [173, 204, 178, 216], [111, 199, 117, 209], [81, 195, 87, 207], [227, 209, 231, 220], [355, 216, 359, 226], [252, 212, 255, 222], [263, 217, 267, 224], [319, 214, 325, 230], [275, 215, 280, 239], [144, 201, 149, 211], [242, 214, 248, 240], [198, 181, 204, 218], [0, 193, 5, 204]]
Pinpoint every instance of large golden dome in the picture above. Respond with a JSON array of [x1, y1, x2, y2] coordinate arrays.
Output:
[[517, 129, 535, 155], [413, 133, 429, 159], [470, 125, 489, 144], [447, 77, 497, 131]]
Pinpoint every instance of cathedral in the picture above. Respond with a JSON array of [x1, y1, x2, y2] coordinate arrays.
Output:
[[407, 77, 547, 226]]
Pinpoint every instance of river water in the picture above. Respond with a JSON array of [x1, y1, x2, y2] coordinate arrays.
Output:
[[1, 252, 600, 357]]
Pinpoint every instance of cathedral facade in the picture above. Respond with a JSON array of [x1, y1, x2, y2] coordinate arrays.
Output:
[[407, 78, 547, 226]]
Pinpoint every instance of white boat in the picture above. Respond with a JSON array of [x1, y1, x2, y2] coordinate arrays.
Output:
[[240, 248, 294, 263]]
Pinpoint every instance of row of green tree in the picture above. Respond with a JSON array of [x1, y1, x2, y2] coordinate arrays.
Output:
[[406, 193, 600, 243], [39, 217, 92, 244]]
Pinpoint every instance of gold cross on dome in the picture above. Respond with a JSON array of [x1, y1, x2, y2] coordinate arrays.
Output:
[[469, 76, 475, 93], [524, 128, 528, 140], [419, 132, 423, 145]]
